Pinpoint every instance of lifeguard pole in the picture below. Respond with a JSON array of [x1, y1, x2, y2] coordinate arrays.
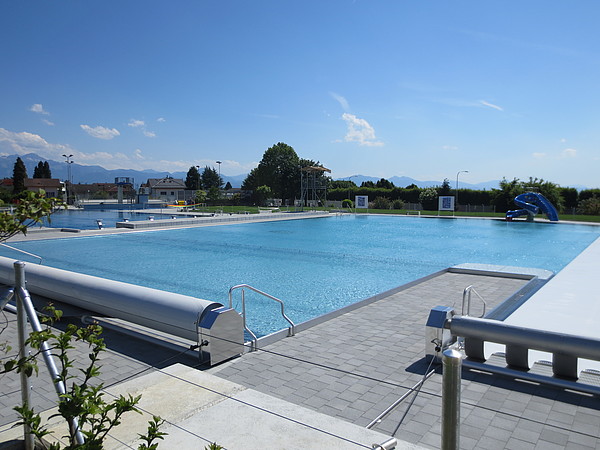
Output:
[[299, 166, 331, 210]]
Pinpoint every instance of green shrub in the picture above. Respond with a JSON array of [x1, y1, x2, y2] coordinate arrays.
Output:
[[392, 199, 404, 210], [578, 196, 600, 215], [372, 196, 391, 209]]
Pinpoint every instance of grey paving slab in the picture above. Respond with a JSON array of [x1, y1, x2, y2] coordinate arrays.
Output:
[[207, 271, 600, 449], [2, 267, 600, 449]]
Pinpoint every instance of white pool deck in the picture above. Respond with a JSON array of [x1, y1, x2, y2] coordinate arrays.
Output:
[[484, 235, 600, 372]]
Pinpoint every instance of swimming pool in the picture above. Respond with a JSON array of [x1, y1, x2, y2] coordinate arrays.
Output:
[[4, 215, 599, 336], [38, 209, 190, 229]]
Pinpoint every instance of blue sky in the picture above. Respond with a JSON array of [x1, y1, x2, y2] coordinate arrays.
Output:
[[1, 1, 599, 188]]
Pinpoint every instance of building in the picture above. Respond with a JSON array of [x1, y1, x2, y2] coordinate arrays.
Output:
[[142, 177, 187, 203], [23, 178, 63, 198]]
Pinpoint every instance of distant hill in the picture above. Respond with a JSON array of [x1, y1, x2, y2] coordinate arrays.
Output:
[[0, 153, 586, 191], [0, 153, 246, 188], [346, 174, 502, 190]]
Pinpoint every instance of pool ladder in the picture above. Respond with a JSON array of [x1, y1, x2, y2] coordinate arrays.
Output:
[[228, 284, 295, 351], [461, 285, 487, 317]]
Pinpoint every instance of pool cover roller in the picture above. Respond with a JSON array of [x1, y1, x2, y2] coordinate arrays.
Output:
[[0, 256, 224, 342]]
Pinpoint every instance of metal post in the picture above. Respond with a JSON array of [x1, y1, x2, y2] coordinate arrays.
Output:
[[442, 348, 462, 450], [15, 261, 34, 450]]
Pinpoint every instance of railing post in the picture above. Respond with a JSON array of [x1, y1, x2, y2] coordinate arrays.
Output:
[[442, 348, 462, 450], [15, 261, 34, 450]]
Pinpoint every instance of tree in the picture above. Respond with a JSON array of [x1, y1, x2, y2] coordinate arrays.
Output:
[[185, 166, 201, 190], [439, 178, 452, 195], [224, 181, 232, 190], [242, 143, 300, 202], [194, 190, 207, 204], [419, 187, 438, 210], [201, 166, 223, 190], [255, 185, 273, 206], [43, 161, 52, 178], [33, 161, 52, 179], [206, 186, 221, 204], [0, 190, 64, 242], [376, 178, 394, 189], [361, 180, 375, 188], [12, 157, 27, 195]]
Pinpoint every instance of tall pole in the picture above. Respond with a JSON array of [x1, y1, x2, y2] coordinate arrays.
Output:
[[216, 160, 222, 186], [455, 170, 468, 211], [63, 154, 74, 204]]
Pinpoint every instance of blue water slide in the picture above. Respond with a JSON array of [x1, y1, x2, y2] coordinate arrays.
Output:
[[506, 192, 559, 222]]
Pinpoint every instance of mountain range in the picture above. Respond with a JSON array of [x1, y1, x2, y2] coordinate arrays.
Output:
[[0, 152, 554, 191]]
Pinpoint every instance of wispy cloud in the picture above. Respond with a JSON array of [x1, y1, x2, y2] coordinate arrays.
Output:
[[330, 92, 350, 112], [0, 127, 256, 173], [42, 119, 55, 126], [128, 119, 156, 138], [340, 113, 383, 147], [0, 127, 76, 160], [80, 125, 120, 140], [442, 145, 459, 151], [29, 104, 49, 115], [561, 148, 577, 158], [128, 119, 145, 128], [480, 100, 504, 111], [157, 117, 166, 123], [532, 152, 547, 159]]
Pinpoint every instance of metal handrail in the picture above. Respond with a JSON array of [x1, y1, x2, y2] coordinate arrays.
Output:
[[461, 285, 487, 317], [0, 243, 43, 264], [228, 284, 295, 351], [12, 261, 85, 447]]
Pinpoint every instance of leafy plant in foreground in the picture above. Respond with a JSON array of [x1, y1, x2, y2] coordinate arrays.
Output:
[[2, 306, 166, 449]]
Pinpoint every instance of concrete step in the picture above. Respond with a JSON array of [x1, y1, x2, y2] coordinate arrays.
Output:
[[1, 364, 420, 449]]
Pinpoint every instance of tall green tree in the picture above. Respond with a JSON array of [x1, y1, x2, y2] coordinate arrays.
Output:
[[33, 162, 44, 178], [43, 161, 51, 178], [201, 166, 223, 190], [242, 142, 300, 202], [12, 157, 28, 195], [185, 166, 201, 190]]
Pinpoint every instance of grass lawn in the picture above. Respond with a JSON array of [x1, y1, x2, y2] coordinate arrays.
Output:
[[193, 205, 600, 224]]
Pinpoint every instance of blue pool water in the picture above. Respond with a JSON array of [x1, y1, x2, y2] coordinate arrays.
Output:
[[38, 209, 188, 229], [4, 215, 599, 336]]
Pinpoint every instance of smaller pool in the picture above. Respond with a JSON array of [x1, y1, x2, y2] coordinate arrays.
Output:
[[38, 210, 189, 230]]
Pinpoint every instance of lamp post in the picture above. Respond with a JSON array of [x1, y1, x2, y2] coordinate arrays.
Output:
[[456, 170, 468, 211], [347, 175, 357, 203], [62, 154, 74, 204], [216, 160, 222, 186]]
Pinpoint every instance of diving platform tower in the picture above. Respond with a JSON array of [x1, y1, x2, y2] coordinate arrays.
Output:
[[299, 165, 331, 209]]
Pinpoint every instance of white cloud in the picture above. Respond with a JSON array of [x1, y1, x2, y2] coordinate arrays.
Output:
[[30, 104, 49, 115], [561, 148, 577, 158], [0, 128, 76, 160], [532, 152, 547, 159], [80, 125, 120, 140], [330, 92, 350, 112], [480, 100, 504, 111], [442, 145, 459, 151], [0, 126, 256, 173], [128, 119, 156, 138], [157, 117, 166, 123], [128, 119, 145, 128], [341, 113, 384, 147], [42, 119, 55, 126]]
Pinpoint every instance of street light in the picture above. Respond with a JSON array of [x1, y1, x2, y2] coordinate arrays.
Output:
[[62, 154, 74, 204], [456, 170, 468, 211]]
